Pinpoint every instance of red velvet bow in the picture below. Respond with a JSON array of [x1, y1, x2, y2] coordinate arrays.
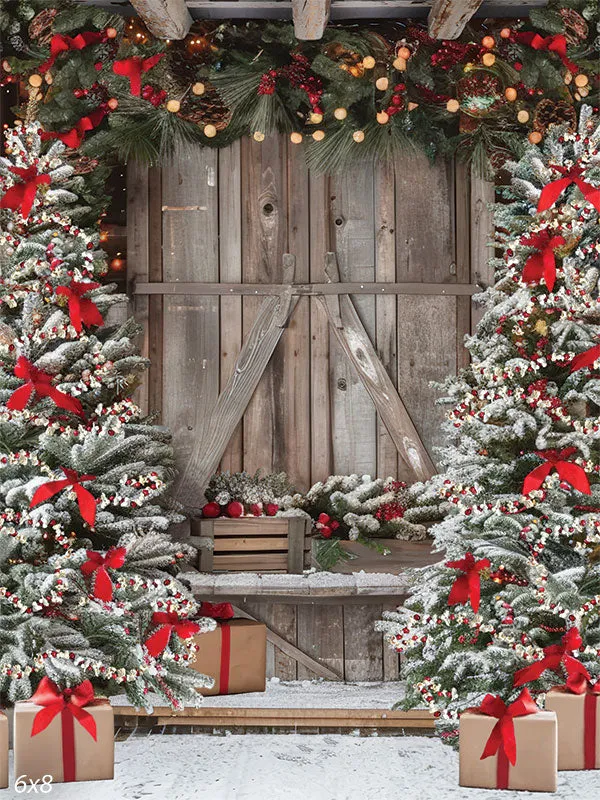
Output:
[[144, 611, 200, 657], [515, 32, 579, 74], [0, 166, 51, 219], [39, 32, 105, 73], [570, 344, 600, 373], [31, 467, 97, 527], [81, 547, 126, 601], [7, 356, 84, 417], [522, 447, 591, 495], [112, 54, 163, 96], [56, 280, 103, 333], [30, 676, 97, 740], [537, 165, 600, 214], [479, 688, 539, 766], [514, 627, 590, 689], [199, 601, 235, 620], [520, 230, 566, 292], [41, 109, 106, 149], [446, 552, 490, 613]]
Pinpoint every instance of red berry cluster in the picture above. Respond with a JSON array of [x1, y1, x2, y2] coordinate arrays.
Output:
[[430, 41, 480, 70], [257, 53, 324, 115], [385, 84, 406, 117], [258, 71, 277, 96], [375, 501, 407, 521], [142, 84, 167, 107]]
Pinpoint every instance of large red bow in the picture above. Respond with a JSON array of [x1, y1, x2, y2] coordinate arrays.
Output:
[[0, 166, 50, 219], [479, 688, 539, 767], [144, 611, 200, 657], [537, 165, 600, 214], [112, 54, 163, 96], [39, 32, 105, 73], [514, 627, 590, 689], [515, 32, 578, 74], [30, 676, 97, 739], [570, 344, 600, 373], [522, 447, 591, 495], [41, 109, 106, 149], [520, 230, 565, 292], [7, 356, 83, 417], [199, 601, 235, 620], [81, 547, 126, 601], [446, 552, 491, 613], [56, 280, 103, 333], [31, 467, 97, 527]]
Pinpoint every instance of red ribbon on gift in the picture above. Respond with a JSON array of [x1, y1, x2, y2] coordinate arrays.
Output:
[[570, 344, 600, 373], [514, 627, 590, 688], [81, 547, 126, 601], [199, 601, 235, 620], [56, 280, 103, 333], [30, 677, 97, 783], [197, 602, 235, 693], [446, 552, 490, 613], [144, 611, 200, 657], [514, 32, 579, 75], [0, 166, 50, 219], [41, 109, 106, 149], [7, 356, 84, 417], [39, 32, 105, 73], [537, 165, 600, 214], [31, 467, 97, 527], [478, 688, 539, 789], [522, 447, 591, 496], [520, 230, 566, 292], [112, 54, 163, 96]]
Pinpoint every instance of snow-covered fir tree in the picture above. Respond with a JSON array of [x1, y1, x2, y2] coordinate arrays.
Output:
[[377, 107, 600, 738], [0, 121, 214, 708]]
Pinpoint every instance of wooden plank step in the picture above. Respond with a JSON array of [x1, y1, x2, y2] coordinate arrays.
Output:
[[212, 554, 289, 571], [214, 537, 289, 552], [212, 518, 290, 535]]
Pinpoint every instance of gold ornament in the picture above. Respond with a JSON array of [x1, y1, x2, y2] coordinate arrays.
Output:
[[504, 87, 517, 102], [482, 53, 496, 67], [107, 98, 119, 110], [362, 56, 376, 70], [534, 318, 548, 335], [446, 99, 460, 113], [334, 107, 347, 120], [253, 131, 265, 142], [393, 57, 407, 71], [482, 36, 495, 49], [166, 99, 181, 113], [574, 74, 588, 88], [407, 102, 419, 111], [376, 111, 389, 124], [28, 74, 43, 88], [192, 82, 205, 96], [375, 77, 389, 91], [204, 124, 217, 138], [312, 130, 325, 141], [564, 72, 573, 85], [517, 110, 530, 124], [290, 132, 303, 144], [310, 112, 323, 124], [500, 28, 511, 39], [352, 130, 365, 143], [529, 131, 543, 145], [106, 27, 118, 39], [44, 73, 53, 85], [397, 46, 411, 60]]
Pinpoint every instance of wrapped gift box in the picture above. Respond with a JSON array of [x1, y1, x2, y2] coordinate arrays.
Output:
[[546, 687, 600, 770], [0, 711, 7, 788], [14, 698, 114, 784], [191, 618, 266, 695], [459, 709, 557, 792]]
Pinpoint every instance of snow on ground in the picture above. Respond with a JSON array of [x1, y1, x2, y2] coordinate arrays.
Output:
[[4, 732, 599, 800]]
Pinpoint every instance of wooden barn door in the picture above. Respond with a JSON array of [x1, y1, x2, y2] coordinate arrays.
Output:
[[128, 139, 494, 510]]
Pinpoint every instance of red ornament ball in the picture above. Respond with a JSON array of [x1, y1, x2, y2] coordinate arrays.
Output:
[[265, 503, 279, 516], [226, 501, 244, 518], [110, 257, 126, 272], [201, 502, 221, 518]]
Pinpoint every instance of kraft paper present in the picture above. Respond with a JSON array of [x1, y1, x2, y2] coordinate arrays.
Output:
[[546, 687, 600, 770], [191, 618, 266, 695], [459, 710, 557, 792], [0, 711, 7, 788], [13, 698, 114, 784]]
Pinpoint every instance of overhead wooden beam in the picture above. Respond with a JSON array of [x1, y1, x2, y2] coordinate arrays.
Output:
[[427, 0, 484, 39], [129, 0, 192, 39], [291, 0, 330, 40]]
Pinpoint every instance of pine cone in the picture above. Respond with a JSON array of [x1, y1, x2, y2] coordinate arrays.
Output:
[[72, 156, 100, 175], [533, 99, 577, 134], [178, 87, 230, 132], [559, 9, 589, 46], [28, 9, 57, 46]]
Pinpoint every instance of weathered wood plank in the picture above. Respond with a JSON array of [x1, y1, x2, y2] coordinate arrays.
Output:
[[382, 600, 400, 681], [127, 161, 150, 416], [428, 0, 484, 39], [470, 169, 495, 331], [343, 604, 384, 681], [455, 160, 472, 371], [243, 601, 297, 680], [287, 517, 307, 574], [297, 604, 344, 680], [129, 0, 192, 39], [291, 0, 331, 40], [212, 553, 289, 570]]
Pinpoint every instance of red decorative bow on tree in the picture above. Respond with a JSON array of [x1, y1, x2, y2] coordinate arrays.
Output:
[[41, 109, 106, 150], [144, 611, 200, 657], [514, 32, 578, 74], [570, 344, 600, 373], [537, 165, 600, 214], [31, 468, 97, 527], [7, 356, 84, 417], [56, 280, 103, 333], [514, 627, 590, 689], [0, 166, 50, 219], [112, 54, 164, 96], [479, 688, 539, 770], [199, 601, 235, 620], [446, 552, 490, 613], [520, 230, 566, 292], [39, 32, 105, 73], [81, 547, 126, 601], [522, 447, 591, 495]]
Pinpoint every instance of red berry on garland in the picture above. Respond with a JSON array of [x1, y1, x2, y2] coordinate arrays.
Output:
[[226, 501, 244, 518], [201, 501, 221, 518]]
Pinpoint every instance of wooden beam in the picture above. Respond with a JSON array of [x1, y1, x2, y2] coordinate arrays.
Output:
[[133, 281, 480, 296], [428, 0, 484, 39], [129, 0, 192, 39], [291, 0, 330, 40]]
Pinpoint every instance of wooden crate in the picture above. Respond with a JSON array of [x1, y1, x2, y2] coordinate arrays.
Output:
[[312, 538, 442, 574], [196, 517, 311, 574]]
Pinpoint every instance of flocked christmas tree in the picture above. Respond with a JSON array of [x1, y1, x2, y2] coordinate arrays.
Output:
[[378, 106, 600, 737], [0, 118, 215, 707]]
